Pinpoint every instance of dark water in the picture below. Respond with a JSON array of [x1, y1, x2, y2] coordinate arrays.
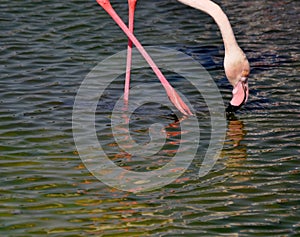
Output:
[[1, 0, 299, 236]]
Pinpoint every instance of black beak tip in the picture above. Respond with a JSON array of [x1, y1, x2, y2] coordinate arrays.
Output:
[[226, 104, 241, 120], [226, 104, 240, 113]]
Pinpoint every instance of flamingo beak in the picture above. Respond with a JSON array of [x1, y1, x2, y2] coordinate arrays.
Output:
[[226, 77, 249, 113]]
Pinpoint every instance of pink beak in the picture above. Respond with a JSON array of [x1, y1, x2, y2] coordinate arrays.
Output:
[[227, 77, 249, 113]]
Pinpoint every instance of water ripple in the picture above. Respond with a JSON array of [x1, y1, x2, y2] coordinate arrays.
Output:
[[1, 0, 299, 236]]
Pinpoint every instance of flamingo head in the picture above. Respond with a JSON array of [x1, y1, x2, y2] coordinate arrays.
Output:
[[224, 48, 250, 114]]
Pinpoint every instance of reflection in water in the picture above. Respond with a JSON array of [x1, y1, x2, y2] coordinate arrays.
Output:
[[227, 119, 246, 148], [109, 111, 186, 169], [223, 117, 247, 161], [110, 107, 249, 184]]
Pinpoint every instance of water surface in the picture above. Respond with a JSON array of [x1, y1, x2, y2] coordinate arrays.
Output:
[[1, 0, 299, 236]]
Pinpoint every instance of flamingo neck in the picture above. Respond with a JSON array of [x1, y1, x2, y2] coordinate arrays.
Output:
[[177, 0, 239, 53]]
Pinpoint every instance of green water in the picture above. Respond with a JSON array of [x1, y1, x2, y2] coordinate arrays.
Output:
[[1, 0, 299, 236]]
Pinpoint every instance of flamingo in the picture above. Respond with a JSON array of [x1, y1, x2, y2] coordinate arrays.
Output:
[[96, 0, 250, 115]]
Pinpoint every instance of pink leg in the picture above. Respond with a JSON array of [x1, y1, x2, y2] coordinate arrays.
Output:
[[96, 0, 192, 116], [124, 0, 137, 103]]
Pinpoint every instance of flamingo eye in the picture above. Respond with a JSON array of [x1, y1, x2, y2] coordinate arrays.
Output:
[[242, 69, 250, 78]]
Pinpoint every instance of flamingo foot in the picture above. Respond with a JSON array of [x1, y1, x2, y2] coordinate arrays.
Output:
[[166, 85, 193, 116]]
